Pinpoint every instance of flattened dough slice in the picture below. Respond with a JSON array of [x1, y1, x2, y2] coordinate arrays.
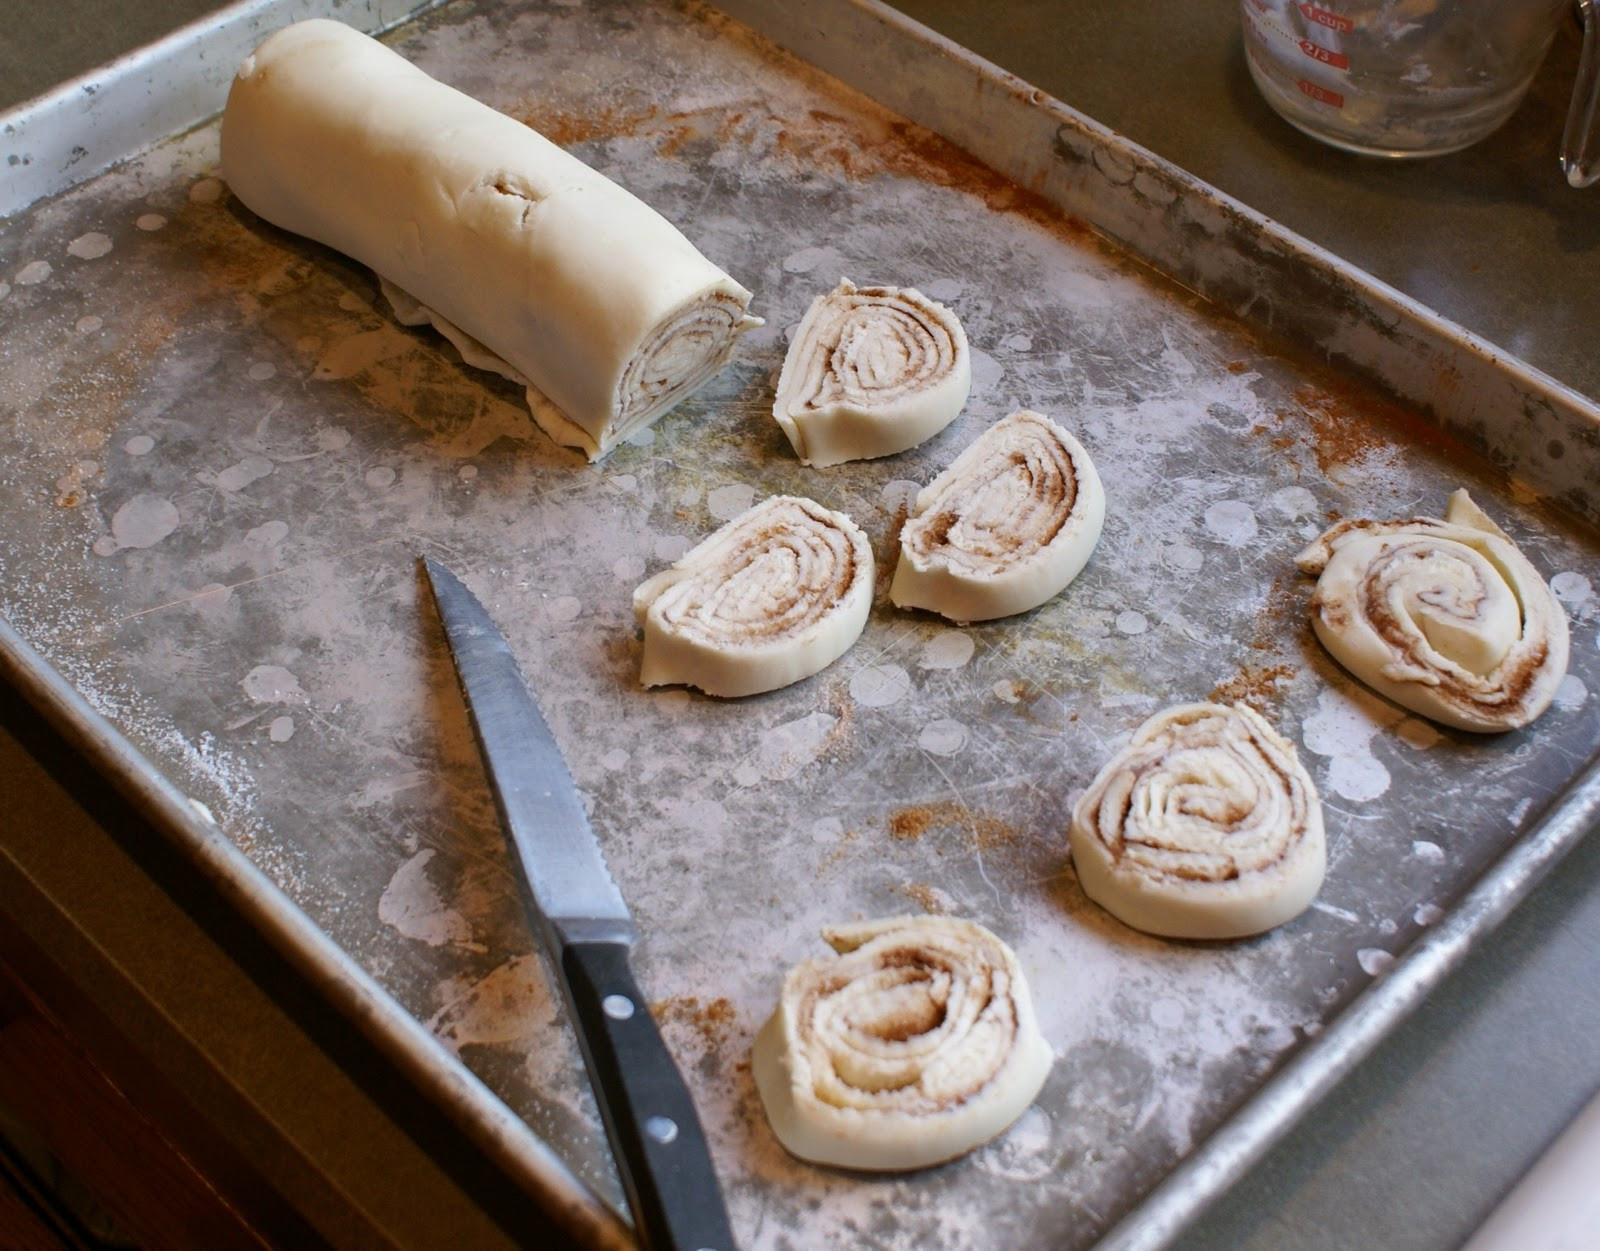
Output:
[[1294, 489, 1570, 732], [1069, 702, 1325, 940], [773, 279, 970, 467], [633, 495, 873, 697], [221, 19, 759, 460], [891, 410, 1105, 622], [752, 916, 1053, 1172]]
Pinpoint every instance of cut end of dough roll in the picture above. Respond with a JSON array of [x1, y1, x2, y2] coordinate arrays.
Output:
[[890, 410, 1106, 622], [632, 494, 874, 697], [1294, 489, 1570, 732], [773, 278, 971, 467], [752, 915, 1053, 1172], [1069, 702, 1326, 940], [221, 19, 760, 461]]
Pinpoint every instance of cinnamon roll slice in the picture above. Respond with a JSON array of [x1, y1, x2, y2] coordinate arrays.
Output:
[[1069, 702, 1325, 940], [221, 20, 759, 461], [752, 916, 1052, 1172], [1294, 489, 1570, 732], [890, 411, 1105, 622], [772, 279, 970, 467], [632, 495, 874, 697]]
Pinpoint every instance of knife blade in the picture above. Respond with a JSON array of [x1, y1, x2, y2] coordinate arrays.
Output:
[[420, 556, 736, 1251]]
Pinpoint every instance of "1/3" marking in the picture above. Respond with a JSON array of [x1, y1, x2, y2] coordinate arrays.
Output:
[[1297, 78, 1345, 107], [1298, 2, 1354, 34], [1298, 38, 1350, 69]]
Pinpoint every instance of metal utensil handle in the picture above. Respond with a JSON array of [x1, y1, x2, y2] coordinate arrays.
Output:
[[1561, 0, 1599, 186], [560, 941, 737, 1251]]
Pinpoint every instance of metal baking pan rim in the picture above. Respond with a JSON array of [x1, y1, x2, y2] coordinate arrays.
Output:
[[7, 598, 1598, 1250], [0, 0, 445, 221], [0, 615, 635, 1251], [1097, 748, 1600, 1250], [721, 0, 1600, 532]]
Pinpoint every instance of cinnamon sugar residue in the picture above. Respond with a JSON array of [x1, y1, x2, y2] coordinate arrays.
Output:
[[517, 101, 713, 150], [888, 801, 1017, 850], [815, 825, 861, 875], [1284, 383, 1394, 476], [514, 94, 1078, 231], [900, 881, 943, 913], [652, 995, 738, 1049], [1277, 380, 1463, 478], [1208, 663, 1295, 709]]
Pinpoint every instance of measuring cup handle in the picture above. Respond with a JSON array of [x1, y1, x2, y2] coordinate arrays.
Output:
[[1561, 0, 1600, 186]]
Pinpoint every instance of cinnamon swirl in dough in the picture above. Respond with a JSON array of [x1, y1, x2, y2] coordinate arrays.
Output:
[[221, 19, 759, 460], [1069, 702, 1325, 940], [633, 495, 873, 697], [1295, 489, 1570, 732], [773, 279, 970, 467], [752, 916, 1052, 1171], [891, 410, 1105, 622]]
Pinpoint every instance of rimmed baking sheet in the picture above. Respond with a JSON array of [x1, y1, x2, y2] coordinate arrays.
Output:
[[2, 1, 1598, 1247]]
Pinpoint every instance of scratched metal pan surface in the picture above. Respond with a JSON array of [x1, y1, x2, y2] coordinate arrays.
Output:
[[2, 1, 1599, 1247]]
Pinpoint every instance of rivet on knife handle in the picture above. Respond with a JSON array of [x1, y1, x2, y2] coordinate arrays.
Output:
[[418, 557, 736, 1250], [563, 941, 736, 1251]]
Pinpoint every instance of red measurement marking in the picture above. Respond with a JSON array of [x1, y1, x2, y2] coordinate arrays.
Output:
[[1297, 78, 1345, 107], [1298, 2, 1354, 34], [1298, 38, 1350, 69]]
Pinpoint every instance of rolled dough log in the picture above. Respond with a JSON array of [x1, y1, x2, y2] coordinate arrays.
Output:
[[220, 18, 760, 460]]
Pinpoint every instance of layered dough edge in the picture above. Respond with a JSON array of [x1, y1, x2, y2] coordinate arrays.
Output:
[[632, 495, 874, 698], [752, 915, 1052, 1171], [1295, 488, 1570, 732], [1069, 701, 1326, 939], [891, 410, 1105, 622]]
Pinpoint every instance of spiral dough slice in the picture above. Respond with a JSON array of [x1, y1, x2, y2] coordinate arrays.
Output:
[[220, 20, 759, 461], [772, 279, 971, 467], [752, 916, 1053, 1172], [1069, 702, 1325, 940], [890, 410, 1106, 622], [1294, 489, 1570, 732], [632, 495, 873, 697]]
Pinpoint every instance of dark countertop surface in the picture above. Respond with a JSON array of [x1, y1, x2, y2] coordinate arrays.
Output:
[[4, 3, 1599, 1248]]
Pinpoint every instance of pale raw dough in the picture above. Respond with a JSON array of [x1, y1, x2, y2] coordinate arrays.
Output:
[[752, 915, 1053, 1172], [890, 410, 1105, 622], [773, 279, 970, 467], [632, 495, 873, 697], [1294, 488, 1570, 732], [1069, 702, 1326, 940], [220, 19, 760, 460]]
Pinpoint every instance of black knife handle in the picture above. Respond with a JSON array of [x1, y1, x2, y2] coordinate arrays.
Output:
[[560, 940, 736, 1251]]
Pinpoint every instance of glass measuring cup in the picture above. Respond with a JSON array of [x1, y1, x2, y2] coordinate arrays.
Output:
[[1241, 0, 1600, 186]]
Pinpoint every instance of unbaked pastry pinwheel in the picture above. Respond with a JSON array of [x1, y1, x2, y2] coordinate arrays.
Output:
[[220, 19, 759, 460], [1294, 489, 1570, 732], [752, 915, 1053, 1172], [772, 279, 971, 467], [890, 410, 1106, 622], [632, 495, 873, 697], [1069, 702, 1325, 940]]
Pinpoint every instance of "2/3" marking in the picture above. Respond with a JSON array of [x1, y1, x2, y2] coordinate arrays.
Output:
[[1298, 38, 1350, 69]]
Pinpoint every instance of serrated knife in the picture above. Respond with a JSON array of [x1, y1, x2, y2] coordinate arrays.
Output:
[[420, 556, 735, 1251]]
